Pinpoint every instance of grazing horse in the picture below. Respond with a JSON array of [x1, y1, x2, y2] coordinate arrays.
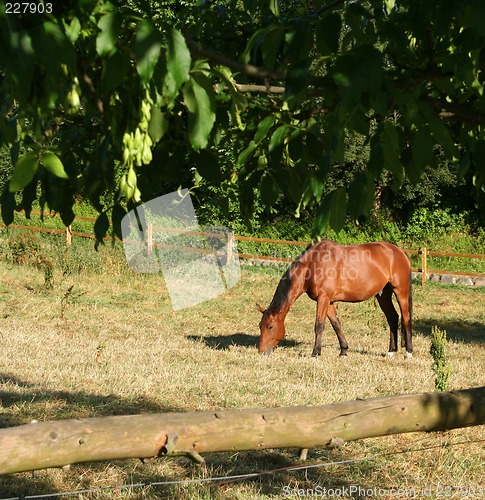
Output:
[[257, 240, 413, 358]]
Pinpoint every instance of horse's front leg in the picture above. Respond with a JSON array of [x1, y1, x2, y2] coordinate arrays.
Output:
[[312, 295, 330, 357], [327, 304, 348, 357]]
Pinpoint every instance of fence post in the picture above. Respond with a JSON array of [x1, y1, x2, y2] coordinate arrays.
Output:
[[147, 224, 153, 255], [421, 247, 428, 286], [66, 226, 72, 245], [226, 229, 234, 263]]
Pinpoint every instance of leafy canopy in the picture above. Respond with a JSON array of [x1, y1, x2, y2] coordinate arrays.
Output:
[[1, 0, 484, 239]]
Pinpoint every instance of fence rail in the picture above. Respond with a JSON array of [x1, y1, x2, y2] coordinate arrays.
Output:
[[1, 211, 484, 286]]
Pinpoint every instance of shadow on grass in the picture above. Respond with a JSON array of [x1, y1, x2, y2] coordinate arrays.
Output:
[[0, 372, 188, 498], [0, 373, 178, 428], [414, 319, 485, 344], [187, 332, 301, 350]]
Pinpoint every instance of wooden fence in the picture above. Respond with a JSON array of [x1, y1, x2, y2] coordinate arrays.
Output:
[[1, 386, 484, 475], [1, 212, 485, 286]]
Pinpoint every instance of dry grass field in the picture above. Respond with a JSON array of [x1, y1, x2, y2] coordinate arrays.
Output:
[[0, 237, 484, 499]]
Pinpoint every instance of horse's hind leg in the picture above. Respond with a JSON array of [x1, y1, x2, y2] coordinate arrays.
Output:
[[312, 295, 330, 357], [375, 284, 399, 355], [327, 304, 348, 357], [394, 284, 413, 358]]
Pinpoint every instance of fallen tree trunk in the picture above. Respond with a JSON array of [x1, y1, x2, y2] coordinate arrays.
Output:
[[0, 386, 484, 475]]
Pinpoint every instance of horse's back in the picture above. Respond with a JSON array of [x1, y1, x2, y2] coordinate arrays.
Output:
[[312, 240, 408, 266], [303, 240, 410, 301]]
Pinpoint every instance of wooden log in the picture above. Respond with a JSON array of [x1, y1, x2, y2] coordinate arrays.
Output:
[[0, 387, 484, 475]]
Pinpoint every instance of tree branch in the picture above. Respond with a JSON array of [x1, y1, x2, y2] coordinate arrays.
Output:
[[184, 31, 335, 90], [186, 33, 485, 126], [184, 33, 286, 83]]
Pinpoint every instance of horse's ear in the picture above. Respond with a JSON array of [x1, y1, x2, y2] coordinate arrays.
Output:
[[256, 303, 266, 314]]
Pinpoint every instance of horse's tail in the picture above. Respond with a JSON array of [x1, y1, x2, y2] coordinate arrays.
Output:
[[408, 268, 413, 323], [401, 263, 413, 348]]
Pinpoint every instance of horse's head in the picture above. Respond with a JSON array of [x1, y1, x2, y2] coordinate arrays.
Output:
[[256, 303, 286, 354]]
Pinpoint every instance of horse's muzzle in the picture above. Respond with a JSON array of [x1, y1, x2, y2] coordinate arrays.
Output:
[[259, 345, 274, 355]]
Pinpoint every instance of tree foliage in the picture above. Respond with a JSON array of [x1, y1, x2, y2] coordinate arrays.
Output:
[[1, 0, 484, 236]]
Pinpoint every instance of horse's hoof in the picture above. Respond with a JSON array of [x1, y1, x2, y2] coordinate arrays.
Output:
[[386, 352, 395, 358], [404, 352, 413, 360]]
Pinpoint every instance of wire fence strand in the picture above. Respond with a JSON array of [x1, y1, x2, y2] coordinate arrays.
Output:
[[4, 437, 484, 500]]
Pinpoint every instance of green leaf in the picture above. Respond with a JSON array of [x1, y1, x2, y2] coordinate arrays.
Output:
[[348, 106, 369, 136], [260, 26, 284, 70], [410, 125, 434, 182], [316, 13, 342, 55], [382, 122, 403, 180], [384, 0, 396, 16], [136, 21, 163, 86], [269, 0, 280, 17], [285, 60, 310, 106], [285, 19, 312, 62], [21, 178, 37, 218], [428, 115, 458, 159], [314, 192, 332, 237], [309, 175, 324, 202], [102, 50, 129, 94], [94, 212, 110, 250], [255, 116, 275, 143], [112, 205, 127, 240], [348, 172, 374, 217], [41, 152, 68, 179], [194, 150, 222, 184], [368, 129, 384, 177], [314, 188, 347, 236], [297, 173, 324, 217], [329, 187, 347, 232], [148, 107, 168, 143], [1, 189, 16, 226], [269, 125, 291, 152], [64, 17, 81, 43], [183, 75, 216, 150], [96, 12, 120, 57], [60, 206, 75, 227], [472, 140, 485, 190], [164, 28, 191, 100], [288, 130, 304, 162], [9, 151, 39, 192], [260, 173, 279, 207], [237, 141, 257, 166]]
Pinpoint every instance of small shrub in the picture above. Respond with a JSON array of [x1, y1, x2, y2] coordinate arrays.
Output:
[[6, 232, 54, 288], [8, 232, 42, 265], [430, 326, 451, 392]]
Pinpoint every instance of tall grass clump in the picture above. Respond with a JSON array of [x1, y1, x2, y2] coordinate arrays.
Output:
[[430, 326, 451, 392], [4, 231, 54, 288]]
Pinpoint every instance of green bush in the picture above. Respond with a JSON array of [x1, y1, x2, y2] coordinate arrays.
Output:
[[404, 207, 469, 242]]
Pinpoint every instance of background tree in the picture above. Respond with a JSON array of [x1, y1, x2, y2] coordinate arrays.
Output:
[[1, 0, 484, 242]]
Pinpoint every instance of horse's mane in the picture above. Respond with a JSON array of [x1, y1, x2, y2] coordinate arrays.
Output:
[[267, 243, 314, 313], [268, 267, 293, 312]]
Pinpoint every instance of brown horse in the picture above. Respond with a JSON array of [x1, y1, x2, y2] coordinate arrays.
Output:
[[257, 240, 413, 358]]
